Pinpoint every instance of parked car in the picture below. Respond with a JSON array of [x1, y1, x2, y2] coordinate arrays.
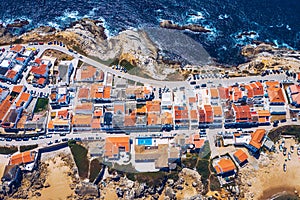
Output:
[[292, 118, 297, 122], [283, 163, 287, 172]]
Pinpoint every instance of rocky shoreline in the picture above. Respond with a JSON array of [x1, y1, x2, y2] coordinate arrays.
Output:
[[159, 20, 211, 33]]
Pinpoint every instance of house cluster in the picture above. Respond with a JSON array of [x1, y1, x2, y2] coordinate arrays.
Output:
[[0, 45, 34, 84], [0, 150, 38, 194], [194, 80, 298, 129]]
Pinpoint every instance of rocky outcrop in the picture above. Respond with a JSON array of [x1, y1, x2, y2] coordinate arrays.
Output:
[[160, 20, 211, 33]]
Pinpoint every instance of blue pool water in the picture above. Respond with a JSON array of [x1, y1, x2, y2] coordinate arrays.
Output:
[[137, 138, 152, 146]]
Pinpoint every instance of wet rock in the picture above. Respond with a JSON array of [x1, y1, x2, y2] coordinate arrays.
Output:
[[116, 187, 124, 198], [175, 185, 183, 190], [192, 181, 198, 187], [159, 20, 211, 33], [165, 187, 175, 200], [75, 183, 99, 198], [247, 181, 252, 187], [167, 179, 174, 186]]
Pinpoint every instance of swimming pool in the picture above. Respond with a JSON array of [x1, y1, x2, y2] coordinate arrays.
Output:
[[137, 138, 152, 146]]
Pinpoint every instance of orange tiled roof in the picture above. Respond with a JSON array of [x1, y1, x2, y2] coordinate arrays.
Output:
[[16, 92, 30, 107], [10, 151, 36, 165], [233, 104, 251, 122], [147, 113, 160, 125], [10, 44, 23, 53], [37, 77, 46, 85], [6, 70, 17, 79], [58, 109, 69, 119], [174, 106, 188, 120], [257, 110, 270, 117], [136, 105, 147, 114], [230, 87, 242, 101], [114, 104, 125, 114], [190, 110, 198, 120], [35, 58, 41, 65], [289, 85, 300, 104], [92, 118, 101, 129], [90, 83, 104, 99], [124, 114, 136, 126], [267, 87, 285, 103], [30, 64, 47, 75], [213, 106, 222, 116], [218, 87, 229, 100], [198, 108, 205, 123], [233, 149, 248, 163], [265, 81, 280, 88], [16, 57, 25, 62], [48, 120, 54, 129], [94, 110, 103, 117], [105, 136, 130, 157], [249, 129, 266, 149], [215, 158, 236, 174], [161, 112, 173, 125], [78, 88, 90, 99], [81, 66, 97, 80], [75, 103, 93, 111], [210, 88, 219, 98], [0, 97, 12, 121], [103, 86, 111, 99], [185, 134, 205, 149], [12, 85, 23, 94], [146, 101, 161, 112], [72, 114, 93, 125], [204, 105, 213, 123], [189, 97, 196, 103]]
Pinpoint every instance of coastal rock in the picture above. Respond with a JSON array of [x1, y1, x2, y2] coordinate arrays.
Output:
[[164, 187, 176, 199], [167, 179, 174, 186], [6, 19, 29, 28], [159, 20, 211, 33]]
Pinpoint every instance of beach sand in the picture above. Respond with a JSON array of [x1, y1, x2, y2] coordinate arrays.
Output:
[[240, 139, 300, 200], [31, 149, 75, 200]]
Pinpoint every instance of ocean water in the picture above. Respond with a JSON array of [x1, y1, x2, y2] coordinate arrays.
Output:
[[0, 0, 300, 65]]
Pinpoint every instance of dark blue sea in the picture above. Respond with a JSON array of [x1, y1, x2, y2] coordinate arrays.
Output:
[[1, 0, 300, 65]]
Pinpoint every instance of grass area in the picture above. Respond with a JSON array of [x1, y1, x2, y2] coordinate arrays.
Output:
[[34, 98, 49, 113], [20, 144, 38, 152], [136, 82, 144, 86], [125, 170, 180, 188], [268, 125, 300, 143], [182, 152, 198, 169], [88, 55, 115, 66], [68, 140, 89, 179], [0, 146, 18, 155], [72, 45, 87, 56], [77, 60, 83, 68], [120, 60, 136, 71], [89, 159, 102, 182], [209, 175, 221, 191]]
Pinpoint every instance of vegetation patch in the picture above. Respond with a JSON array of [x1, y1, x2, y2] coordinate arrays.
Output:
[[89, 159, 102, 182], [0, 146, 18, 155], [268, 125, 300, 142], [182, 152, 198, 169], [68, 140, 89, 179], [34, 98, 49, 113], [20, 144, 38, 152]]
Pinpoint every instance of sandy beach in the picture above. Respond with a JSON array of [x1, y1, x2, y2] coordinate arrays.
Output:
[[31, 156, 74, 200], [240, 139, 300, 200]]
